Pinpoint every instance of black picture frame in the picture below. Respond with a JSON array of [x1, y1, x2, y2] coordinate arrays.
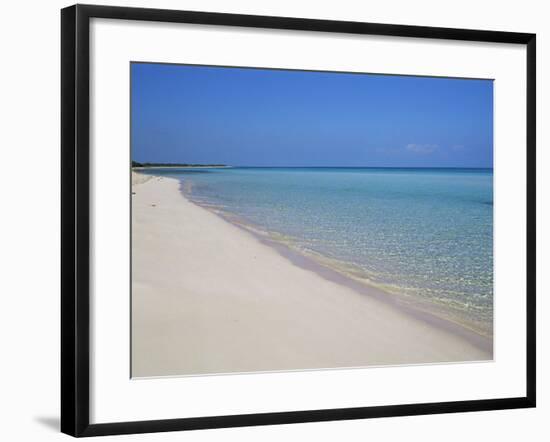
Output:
[[61, 4, 536, 437]]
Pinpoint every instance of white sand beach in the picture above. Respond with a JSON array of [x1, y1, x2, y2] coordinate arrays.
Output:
[[131, 173, 492, 377]]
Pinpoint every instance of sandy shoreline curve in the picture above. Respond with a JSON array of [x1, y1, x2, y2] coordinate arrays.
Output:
[[131, 173, 492, 377]]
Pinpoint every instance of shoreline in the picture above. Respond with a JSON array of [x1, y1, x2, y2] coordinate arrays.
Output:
[[183, 183, 492, 348], [132, 173, 492, 377], [133, 165, 231, 170], [220, 213, 492, 348], [182, 184, 492, 340]]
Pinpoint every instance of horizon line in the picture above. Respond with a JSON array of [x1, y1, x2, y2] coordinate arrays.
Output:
[[233, 165, 493, 169]]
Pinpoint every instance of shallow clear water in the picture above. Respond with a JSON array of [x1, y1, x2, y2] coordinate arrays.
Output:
[[141, 167, 493, 334]]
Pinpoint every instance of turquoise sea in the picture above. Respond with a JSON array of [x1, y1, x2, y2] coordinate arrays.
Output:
[[141, 167, 493, 336]]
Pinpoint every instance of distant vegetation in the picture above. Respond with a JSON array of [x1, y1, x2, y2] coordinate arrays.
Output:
[[132, 161, 227, 168]]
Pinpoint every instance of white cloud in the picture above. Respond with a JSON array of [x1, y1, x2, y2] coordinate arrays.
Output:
[[405, 143, 438, 154]]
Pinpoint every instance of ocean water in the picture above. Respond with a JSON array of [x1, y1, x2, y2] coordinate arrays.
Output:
[[141, 167, 493, 335]]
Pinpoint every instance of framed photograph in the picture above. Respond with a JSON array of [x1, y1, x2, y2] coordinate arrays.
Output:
[[61, 4, 536, 437]]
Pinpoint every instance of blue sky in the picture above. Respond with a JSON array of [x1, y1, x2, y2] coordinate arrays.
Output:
[[131, 63, 493, 167]]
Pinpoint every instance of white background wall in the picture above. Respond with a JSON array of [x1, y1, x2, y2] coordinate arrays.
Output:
[[0, 0, 546, 440]]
